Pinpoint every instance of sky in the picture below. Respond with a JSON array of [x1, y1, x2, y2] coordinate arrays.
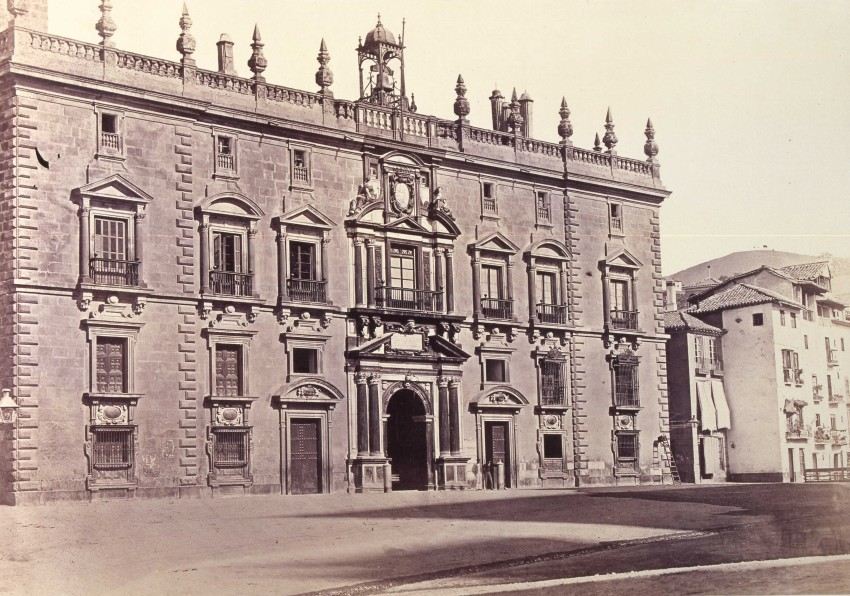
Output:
[[46, 0, 850, 274]]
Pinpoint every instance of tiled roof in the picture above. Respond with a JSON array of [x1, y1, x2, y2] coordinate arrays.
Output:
[[777, 261, 829, 281], [663, 311, 723, 334], [687, 283, 802, 314], [683, 277, 721, 290]]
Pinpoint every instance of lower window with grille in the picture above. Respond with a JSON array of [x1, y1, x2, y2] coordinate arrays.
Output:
[[209, 427, 252, 485], [87, 425, 137, 490], [615, 432, 639, 471]]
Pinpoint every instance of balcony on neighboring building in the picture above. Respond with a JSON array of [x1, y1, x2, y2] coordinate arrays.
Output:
[[829, 391, 844, 405], [812, 385, 824, 403], [209, 270, 253, 297], [375, 286, 443, 313], [813, 426, 832, 444], [609, 309, 639, 331], [90, 257, 140, 287], [827, 349, 839, 366], [536, 303, 568, 325], [480, 297, 514, 320], [286, 278, 327, 304], [696, 356, 724, 375], [785, 424, 811, 441], [832, 430, 848, 446]]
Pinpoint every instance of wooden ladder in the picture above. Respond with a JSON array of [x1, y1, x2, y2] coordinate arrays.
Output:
[[658, 436, 681, 483]]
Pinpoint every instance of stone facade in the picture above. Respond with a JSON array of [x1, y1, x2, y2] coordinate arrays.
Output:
[[0, 1, 672, 504]]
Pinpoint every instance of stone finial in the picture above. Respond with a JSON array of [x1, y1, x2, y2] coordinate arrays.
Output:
[[557, 97, 573, 145], [248, 24, 267, 82], [453, 74, 470, 122], [315, 38, 333, 95], [96, 0, 117, 47], [593, 132, 602, 152], [644, 118, 659, 163], [602, 107, 618, 154], [176, 2, 196, 66], [506, 87, 523, 134], [409, 93, 418, 113]]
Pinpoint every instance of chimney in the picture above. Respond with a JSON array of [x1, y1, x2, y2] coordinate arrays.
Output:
[[518, 91, 533, 137], [489, 87, 504, 131], [8, 0, 48, 32], [217, 34, 236, 75], [665, 280, 682, 312]]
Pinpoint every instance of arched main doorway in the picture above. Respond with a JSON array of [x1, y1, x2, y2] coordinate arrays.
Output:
[[386, 389, 429, 490]]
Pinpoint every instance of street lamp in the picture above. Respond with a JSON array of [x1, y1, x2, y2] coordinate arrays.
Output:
[[0, 388, 18, 424]]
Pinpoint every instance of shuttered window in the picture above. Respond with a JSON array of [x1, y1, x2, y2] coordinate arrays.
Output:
[[213, 232, 243, 273], [215, 344, 242, 397], [96, 337, 126, 393]]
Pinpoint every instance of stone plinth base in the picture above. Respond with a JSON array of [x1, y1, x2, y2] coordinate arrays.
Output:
[[437, 456, 469, 490], [352, 457, 391, 492]]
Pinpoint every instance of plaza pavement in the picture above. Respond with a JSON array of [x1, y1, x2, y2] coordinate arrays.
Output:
[[0, 483, 846, 595]]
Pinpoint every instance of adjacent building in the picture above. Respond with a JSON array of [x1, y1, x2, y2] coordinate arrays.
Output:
[[0, 0, 672, 504], [665, 261, 850, 482]]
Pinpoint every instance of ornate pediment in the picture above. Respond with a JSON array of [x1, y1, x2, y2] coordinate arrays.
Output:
[[471, 385, 529, 412], [471, 231, 520, 255], [274, 378, 344, 410], [385, 216, 431, 234], [347, 332, 470, 361], [277, 204, 335, 230], [78, 173, 153, 205], [603, 247, 643, 270]]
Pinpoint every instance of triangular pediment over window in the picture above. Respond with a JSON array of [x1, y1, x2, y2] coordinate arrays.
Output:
[[470, 231, 520, 255], [277, 204, 336, 230], [385, 216, 431, 234], [78, 174, 153, 205], [603, 247, 643, 269]]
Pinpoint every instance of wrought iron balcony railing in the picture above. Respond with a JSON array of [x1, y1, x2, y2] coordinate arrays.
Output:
[[480, 297, 513, 320], [90, 257, 140, 286], [537, 303, 568, 325], [610, 309, 639, 330], [209, 270, 253, 296], [287, 278, 327, 303], [375, 286, 443, 313]]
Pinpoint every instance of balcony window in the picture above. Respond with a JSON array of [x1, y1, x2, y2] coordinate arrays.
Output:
[[216, 135, 235, 173], [214, 344, 243, 397], [535, 191, 551, 226], [481, 182, 497, 217], [609, 203, 623, 235], [92, 216, 139, 286], [480, 264, 512, 319], [287, 241, 326, 303], [290, 147, 313, 188], [609, 278, 637, 330], [211, 230, 252, 297], [95, 108, 124, 159]]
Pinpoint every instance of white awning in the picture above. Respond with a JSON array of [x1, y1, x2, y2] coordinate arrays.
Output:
[[711, 379, 731, 430], [696, 380, 717, 432], [700, 435, 720, 476]]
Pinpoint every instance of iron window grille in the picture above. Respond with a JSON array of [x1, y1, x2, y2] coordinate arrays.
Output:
[[613, 354, 639, 408], [541, 358, 567, 406], [91, 426, 134, 470], [212, 427, 249, 468], [616, 432, 638, 464]]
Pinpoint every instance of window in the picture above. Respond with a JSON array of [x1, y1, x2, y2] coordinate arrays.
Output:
[[609, 203, 623, 234], [290, 147, 312, 188], [212, 427, 249, 468], [535, 191, 551, 225], [827, 375, 833, 399], [91, 427, 133, 469], [536, 271, 556, 306], [96, 337, 127, 393], [790, 312, 797, 328], [292, 348, 319, 375], [752, 313, 764, 326], [210, 230, 251, 296], [609, 278, 636, 330], [540, 355, 567, 406], [543, 434, 563, 459], [781, 349, 798, 384], [613, 354, 639, 408], [694, 336, 703, 363], [804, 335, 809, 349], [616, 432, 638, 465], [831, 414, 838, 431], [842, 338, 846, 352], [481, 182, 497, 216], [707, 338, 718, 366], [215, 344, 243, 397], [816, 413, 822, 428], [92, 216, 138, 286], [390, 246, 416, 289], [480, 264, 511, 319], [214, 134, 236, 175], [276, 205, 334, 306], [289, 241, 316, 281], [484, 359, 507, 383], [780, 310, 786, 326], [96, 108, 123, 158]]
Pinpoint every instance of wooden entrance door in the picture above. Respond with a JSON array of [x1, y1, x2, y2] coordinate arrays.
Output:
[[290, 419, 321, 494], [485, 421, 511, 488]]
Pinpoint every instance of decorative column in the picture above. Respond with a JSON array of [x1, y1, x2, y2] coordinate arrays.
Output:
[[434, 248, 444, 312], [438, 377, 450, 456], [559, 262, 569, 316], [448, 379, 461, 455], [506, 260, 514, 304], [199, 215, 209, 294], [276, 224, 288, 303], [321, 236, 330, 283], [601, 267, 610, 329], [355, 374, 369, 456], [366, 240, 376, 308], [247, 222, 258, 296], [472, 251, 481, 318], [134, 210, 145, 285], [79, 198, 91, 282], [353, 239, 364, 307], [445, 249, 455, 314], [368, 374, 381, 456], [528, 256, 537, 324]]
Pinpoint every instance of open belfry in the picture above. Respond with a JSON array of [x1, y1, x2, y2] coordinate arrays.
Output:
[[0, 0, 671, 503]]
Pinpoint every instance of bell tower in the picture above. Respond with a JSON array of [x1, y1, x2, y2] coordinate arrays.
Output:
[[357, 15, 408, 109]]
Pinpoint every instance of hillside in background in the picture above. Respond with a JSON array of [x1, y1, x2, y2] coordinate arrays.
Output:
[[668, 249, 850, 303]]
